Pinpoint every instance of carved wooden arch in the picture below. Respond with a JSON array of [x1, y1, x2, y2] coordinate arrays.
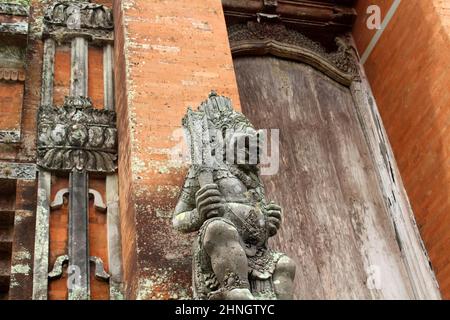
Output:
[[228, 21, 358, 87]]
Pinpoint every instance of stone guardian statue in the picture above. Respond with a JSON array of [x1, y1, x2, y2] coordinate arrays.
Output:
[[173, 92, 295, 300]]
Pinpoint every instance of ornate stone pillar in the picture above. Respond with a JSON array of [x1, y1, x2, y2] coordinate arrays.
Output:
[[32, 0, 121, 300]]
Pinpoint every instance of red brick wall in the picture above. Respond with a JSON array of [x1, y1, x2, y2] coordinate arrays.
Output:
[[53, 46, 70, 107], [88, 47, 105, 109], [48, 177, 67, 300], [353, 0, 450, 299], [0, 1, 42, 163], [114, 0, 240, 299], [0, 82, 24, 131]]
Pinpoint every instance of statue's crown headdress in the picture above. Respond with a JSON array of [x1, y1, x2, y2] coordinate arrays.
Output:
[[185, 91, 252, 131]]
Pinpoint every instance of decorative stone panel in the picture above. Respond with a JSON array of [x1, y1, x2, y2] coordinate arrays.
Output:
[[37, 96, 117, 173]]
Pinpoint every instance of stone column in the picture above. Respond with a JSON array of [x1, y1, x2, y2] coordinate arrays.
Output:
[[103, 44, 114, 111], [32, 37, 55, 300], [68, 36, 90, 300], [104, 42, 124, 299], [70, 37, 88, 97]]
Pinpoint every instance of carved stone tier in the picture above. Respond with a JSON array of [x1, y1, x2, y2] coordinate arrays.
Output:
[[43, 1, 114, 44], [0, 162, 36, 180], [228, 21, 358, 86], [0, 68, 26, 82], [0, 130, 20, 144], [0, 22, 28, 38], [37, 96, 118, 173], [0, 46, 26, 144], [0, 3, 29, 17]]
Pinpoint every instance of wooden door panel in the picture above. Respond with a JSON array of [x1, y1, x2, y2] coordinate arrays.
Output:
[[234, 56, 414, 299]]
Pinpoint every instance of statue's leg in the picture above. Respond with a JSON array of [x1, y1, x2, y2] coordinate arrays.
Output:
[[273, 255, 296, 300], [203, 219, 254, 300]]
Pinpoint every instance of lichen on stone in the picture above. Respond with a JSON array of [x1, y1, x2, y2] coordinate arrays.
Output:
[[11, 263, 31, 275]]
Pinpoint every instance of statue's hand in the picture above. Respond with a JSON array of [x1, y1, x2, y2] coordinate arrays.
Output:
[[265, 202, 282, 237], [195, 184, 224, 220]]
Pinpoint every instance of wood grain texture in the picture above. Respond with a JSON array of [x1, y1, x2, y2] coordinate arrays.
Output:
[[234, 56, 415, 299]]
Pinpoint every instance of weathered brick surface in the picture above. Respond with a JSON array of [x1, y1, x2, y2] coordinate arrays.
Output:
[[53, 46, 70, 107], [88, 178, 109, 300], [0, 82, 24, 130], [354, 0, 450, 299], [0, 0, 43, 300], [88, 47, 104, 109], [0, 1, 42, 162], [114, 0, 240, 299], [48, 177, 69, 300], [434, 0, 450, 34], [8, 180, 36, 300]]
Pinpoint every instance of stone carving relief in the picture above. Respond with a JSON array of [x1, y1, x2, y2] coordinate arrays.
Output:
[[228, 21, 358, 85], [0, 46, 26, 78], [0, 46, 26, 144], [0, 3, 29, 17], [0, 162, 36, 180], [173, 92, 296, 300], [44, 0, 113, 43], [0, 68, 26, 81], [0, 130, 20, 144], [37, 96, 117, 173]]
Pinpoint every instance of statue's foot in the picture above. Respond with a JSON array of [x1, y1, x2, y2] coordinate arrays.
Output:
[[222, 288, 255, 300]]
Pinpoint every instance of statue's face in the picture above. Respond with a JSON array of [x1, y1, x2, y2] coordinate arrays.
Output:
[[223, 126, 264, 167]]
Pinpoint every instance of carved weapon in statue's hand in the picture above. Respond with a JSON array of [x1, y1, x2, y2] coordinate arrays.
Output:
[[183, 107, 221, 218]]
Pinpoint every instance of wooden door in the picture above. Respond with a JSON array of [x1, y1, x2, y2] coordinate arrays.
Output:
[[234, 56, 416, 299]]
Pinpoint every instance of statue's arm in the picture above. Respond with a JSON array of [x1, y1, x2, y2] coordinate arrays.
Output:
[[172, 171, 203, 233]]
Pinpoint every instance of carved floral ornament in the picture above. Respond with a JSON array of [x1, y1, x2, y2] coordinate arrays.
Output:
[[228, 21, 359, 86], [43, 0, 113, 43], [37, 96, 117, 173]]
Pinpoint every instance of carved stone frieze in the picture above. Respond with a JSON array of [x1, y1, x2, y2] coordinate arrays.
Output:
[[0, 162, 36, 180], [37, 96, 117, 173], [0, 130, 20, 143], [0, 45, 26, 66], [43, 1, 113, 43], [0, 68, 26, 81], [0, 21, 28, 36], [0, 46, 26, 81], [0, 3, 29, 16], [228, 21, 358, 85]]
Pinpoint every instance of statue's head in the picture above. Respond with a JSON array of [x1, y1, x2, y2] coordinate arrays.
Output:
[[198, 92, 264, 169]]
